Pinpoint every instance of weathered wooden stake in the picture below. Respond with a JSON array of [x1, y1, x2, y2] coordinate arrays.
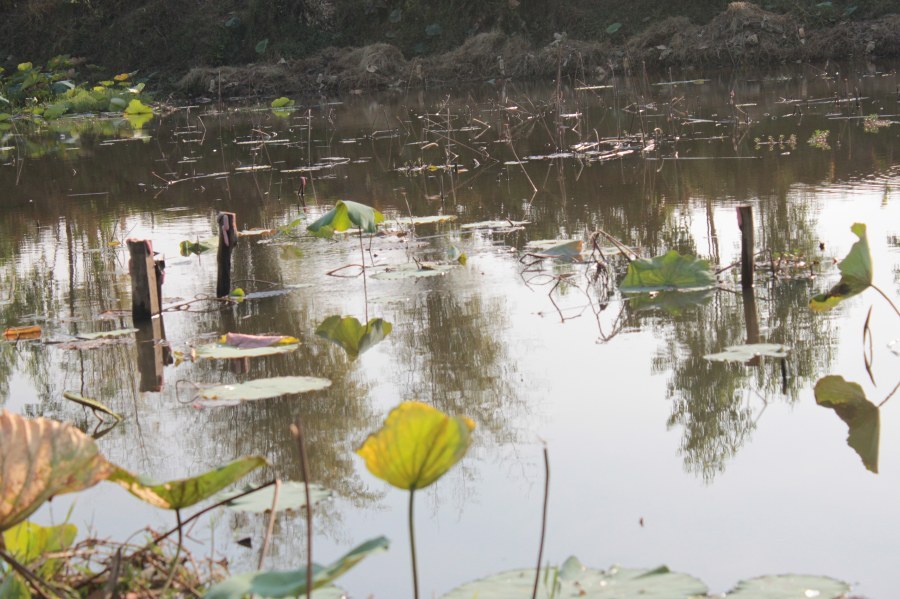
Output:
[[127, 239, 160, 322], [737, 204, 754, 289], [216, 212, 238, 298]]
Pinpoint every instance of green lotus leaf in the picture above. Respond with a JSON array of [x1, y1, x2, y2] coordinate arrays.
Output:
[[63, 391, 123, 421], [108, 456, 267, 510], [315, 315, 392, 358], [180, 237, 218, 256], [3, 520, 77, 582], [124, 98, 153, 115], [218, 481, 332, 513], [704, 343, 790, 363], [192, 340, 300, 360], [195, 376, 332, 404], [307, 200, 384, 237], [204, 536, 389, 598], [724, 574, 850, 598], [443, 560, 708, 598], [621, 251, 716, 292], [271, 97, 294, 109], [810, 223, 872, 310], [357, 401, 475, 491], [0, 411, 113, 531], [814, 375, 879, 473]]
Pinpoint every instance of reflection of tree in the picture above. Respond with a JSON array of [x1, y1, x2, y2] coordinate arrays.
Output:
[[389, 283, 522, 445], [638, 277, 838, 481]]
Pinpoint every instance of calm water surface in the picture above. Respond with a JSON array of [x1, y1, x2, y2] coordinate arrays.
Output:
[[2, 63, 899, 597]]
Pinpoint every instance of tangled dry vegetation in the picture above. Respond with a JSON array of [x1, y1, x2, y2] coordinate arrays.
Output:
[[177, 2, 900, 98]]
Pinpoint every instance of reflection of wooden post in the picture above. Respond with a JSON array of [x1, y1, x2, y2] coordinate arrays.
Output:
[[128, 239, 159, 322], [216, 212, 237, 298], [136, 319, 169, 392], [742, 287, 761, 366], [737, 205, 754, 289]]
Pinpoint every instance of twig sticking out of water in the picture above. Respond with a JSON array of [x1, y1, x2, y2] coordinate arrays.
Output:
[[531, 443, 550, 599]]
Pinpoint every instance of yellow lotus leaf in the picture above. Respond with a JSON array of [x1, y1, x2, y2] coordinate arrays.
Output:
[[0, 410, 114, 531], [356, 402, 475, 490]]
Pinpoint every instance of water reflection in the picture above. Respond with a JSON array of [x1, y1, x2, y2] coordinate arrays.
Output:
[[1, 63, 899, 596]]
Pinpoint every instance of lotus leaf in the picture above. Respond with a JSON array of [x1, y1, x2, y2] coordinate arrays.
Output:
[[3, 520, 77, 580], [460, 220, 529, 230], [180, 237, 217, 256], [621, 251, 716, 292], [195, 376, 332, 404], [371, 264, 455, 280], [62, 391, 123, 421], [0, 411, 113, 531], [204, 536, 389, 599], [124, 99, 153, 115], [219, 481, 332, 513], [387, 215, 458, 226], [526, 239, 583, 260], [357, 401, 475, 490], [192, 338, 300, 360], [724, 574, 850, 598], [75, 328, 137, 340], [108, 456, 267, 510], [218, 333, 299, 349], [315, 315, 392, 358], [271, 97, 294, 109], [443, 561, 708, 598], [810, 223, 872, 310], [307, 200, 384, 237], [814, 376, 879, 473], [704, 343, 790, 363]]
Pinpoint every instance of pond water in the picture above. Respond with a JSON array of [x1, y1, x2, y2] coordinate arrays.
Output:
[[2, 62, 899, 597]]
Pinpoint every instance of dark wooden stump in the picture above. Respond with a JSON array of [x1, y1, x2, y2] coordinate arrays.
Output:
[[216, 212, 238, 298], [127, 239, 160, 322]]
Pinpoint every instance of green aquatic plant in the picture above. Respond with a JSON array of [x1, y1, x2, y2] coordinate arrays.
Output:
[[814, 375, 880, 473], [357, 401, 475, 599], [620, 251, 716, 292], [315, 315, 392, 358]]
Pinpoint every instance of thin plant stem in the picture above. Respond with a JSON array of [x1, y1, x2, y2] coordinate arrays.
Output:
[[292, 420, 314, 599], [408, 488, 419, 599], [0, 548, 51, 599], [870, 284, 900, 317], [359, 230, 369, 322], [878, 379, 900, 408], [532, 444, 550, 599], [257, 478, 281, 570], [162, 508, 184, 592]]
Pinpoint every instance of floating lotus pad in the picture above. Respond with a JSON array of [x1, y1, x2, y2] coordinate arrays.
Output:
[[195, 376, 332, 403], [704, 343, 790, 363], [219, 481, 333, 513], [75, 328, 137, 340], [443, 558, 708, 598], [461, 220, 529, 230], [193, 333, 300, 360], [371, 263, 456, 280], [386, 215, 458, 226], [724, 574, 850, 598], [205, 536, 389, 599]]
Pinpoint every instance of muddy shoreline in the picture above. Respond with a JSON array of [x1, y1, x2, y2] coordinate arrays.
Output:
[[176, 3, 900, 98]]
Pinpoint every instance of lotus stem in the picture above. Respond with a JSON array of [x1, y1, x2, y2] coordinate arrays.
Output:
[[257, 478, 281, 570], [0, 548, 51, 599], [162, 508, 183, 592], [870, 284, 900, 318], [292, 420, 314, 599], [359, 230, 369, 322], [409, 488, 419, 599], [532, 444, 550, 599]]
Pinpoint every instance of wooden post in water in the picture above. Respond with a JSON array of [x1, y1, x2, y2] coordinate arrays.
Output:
[[127, 239, 160, 322], [736, 205, 754, 289], [216, 212, 238, 298]]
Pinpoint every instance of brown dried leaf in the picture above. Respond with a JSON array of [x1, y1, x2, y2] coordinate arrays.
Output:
[[0, 410, 114, 531]]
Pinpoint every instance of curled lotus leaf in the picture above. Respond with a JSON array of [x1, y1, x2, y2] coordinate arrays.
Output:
[[205, 536, 389, 599], [108, 456, 267, 510], [444, 559, 708, 598], [621, 250, 716, 292], [315, 315, 392, 358], [810, 223, 872, 311], [356, 401, 475, 491], [0, 410, 114, 531], [307, 200, 384, 237]]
